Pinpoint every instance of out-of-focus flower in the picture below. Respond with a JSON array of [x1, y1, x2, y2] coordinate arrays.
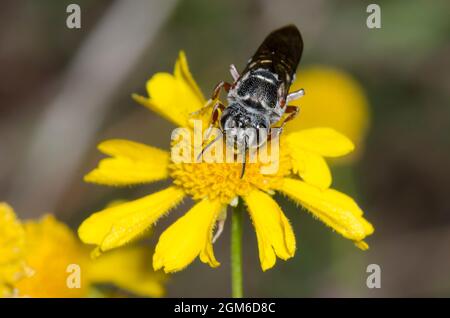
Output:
[[0, 203, 29, 297], [0, 203, 165, 298], [79, 52, 373, 273], [286, 65, 370, 158]]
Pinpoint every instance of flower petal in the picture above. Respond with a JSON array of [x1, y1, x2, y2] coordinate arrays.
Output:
[[288, 146, 332, 189], [153, 199, 223, 273], [87, 246, 165, 297], [84, 139, 170, 186], [78, 186, 185, 251], [132, 52, 205, 127], [174, 51, 205, 104], [243, 190, 296, 271], [277, 178, 373, 246], [286, 128, 354, 157]]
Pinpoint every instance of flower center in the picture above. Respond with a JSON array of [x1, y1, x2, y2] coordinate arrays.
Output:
[[169, 141, 291, 204]]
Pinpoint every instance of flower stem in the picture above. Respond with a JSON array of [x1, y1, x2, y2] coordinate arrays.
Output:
[[231, 199, 244, 298]]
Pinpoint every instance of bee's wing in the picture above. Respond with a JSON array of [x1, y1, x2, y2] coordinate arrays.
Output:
[[244, 25, 303, 91]]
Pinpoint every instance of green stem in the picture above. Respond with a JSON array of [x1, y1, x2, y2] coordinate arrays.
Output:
[[231, 200, 244, 298]]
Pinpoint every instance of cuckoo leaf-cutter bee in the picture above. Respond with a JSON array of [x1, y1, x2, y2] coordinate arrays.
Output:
[[199, 25, 304, 177]]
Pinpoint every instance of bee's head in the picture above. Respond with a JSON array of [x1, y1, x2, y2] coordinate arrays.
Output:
[[220, 104, 270, 151]]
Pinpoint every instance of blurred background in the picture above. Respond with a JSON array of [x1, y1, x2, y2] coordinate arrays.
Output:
[[1, 0, 450, 297]]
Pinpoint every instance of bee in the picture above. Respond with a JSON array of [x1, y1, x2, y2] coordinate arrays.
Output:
[[199, 25, 305, 177]]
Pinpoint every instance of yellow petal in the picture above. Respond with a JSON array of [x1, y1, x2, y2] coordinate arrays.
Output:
[[288, 146, 332, 189], [355, 241, 369, 251], [132, 52, 205, 127], [278, 178, 374, 245], [84, 139, 170, 186], [174, 51, 205, 104], [87, 246, 165, 297], [78, 186, 185, 251], [286, 128, 354, 158], [243, 190, 296, 271], [285, 65, 370, 149], [153, 199, 223, 273]]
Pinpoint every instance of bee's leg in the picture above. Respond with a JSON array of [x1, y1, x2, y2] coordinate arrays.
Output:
[[212, 81, 231, 100], [200, 80, 230, 122], [210, 101, 225, 127], [269, 106, 300, 140], [204, 101, 225, 140], [198, 101, 226, 161], [286, 88, 305, 103], [189, 81, 231, 117], [279, 105, 300, 128], [230, 64, 240, 81]]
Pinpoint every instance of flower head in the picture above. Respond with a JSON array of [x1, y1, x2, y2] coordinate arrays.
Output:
[[79, 52, 373, 272], [0, 203, 165, 297]]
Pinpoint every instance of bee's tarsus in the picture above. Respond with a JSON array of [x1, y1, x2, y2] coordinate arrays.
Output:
[[230, 64, 240, 81]]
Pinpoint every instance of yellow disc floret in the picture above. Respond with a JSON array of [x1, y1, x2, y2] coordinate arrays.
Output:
[[170, 140, 292, 204]]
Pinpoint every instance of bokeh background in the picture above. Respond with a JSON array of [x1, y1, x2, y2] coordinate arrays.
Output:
[[1, 0, 450, 297]]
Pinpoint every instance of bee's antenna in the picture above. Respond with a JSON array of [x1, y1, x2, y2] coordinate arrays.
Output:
[[240, 136, 248, 179], [197, 133, 222, 162], [240, 155, 246, 179]]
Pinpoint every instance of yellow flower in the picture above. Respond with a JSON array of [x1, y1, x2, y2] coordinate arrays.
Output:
[[285, 65, 370, 156], [79, 52, 373, 272], [0, 203, 28, 297], [0, 203, 165, 298]]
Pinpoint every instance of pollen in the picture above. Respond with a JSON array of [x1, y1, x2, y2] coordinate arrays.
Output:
[[169, 142, 292, 204]]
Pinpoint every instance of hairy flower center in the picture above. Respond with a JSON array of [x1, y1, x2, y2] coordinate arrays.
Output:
[[169, 143, 291, 204]]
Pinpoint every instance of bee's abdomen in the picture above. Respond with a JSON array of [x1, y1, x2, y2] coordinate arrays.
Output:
[[236, 69, 278, 110], [237, 70, 278, 108]]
